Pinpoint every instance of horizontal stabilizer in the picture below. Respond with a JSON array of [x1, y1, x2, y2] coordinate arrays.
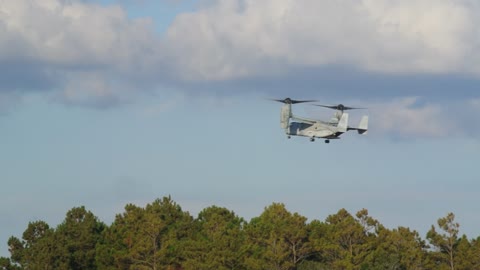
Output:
[[358, 115, 368, 135]]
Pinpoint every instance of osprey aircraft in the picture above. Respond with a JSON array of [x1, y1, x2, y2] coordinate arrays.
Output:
[[271, 98, 368, 143]]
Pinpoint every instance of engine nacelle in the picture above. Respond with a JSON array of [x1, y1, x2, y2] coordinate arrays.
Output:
[[280, 104, 291, 129]]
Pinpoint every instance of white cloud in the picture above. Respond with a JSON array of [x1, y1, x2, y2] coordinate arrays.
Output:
[[365, 97, 480, 139], [369, 97, 456, 138], [290, 96, 473, 139], [0, 0, 163, 106], [0, 0, 479, 124], [54, 72, 127, 108], [164, 0, 480, 80], [0, 0, 160, 70]]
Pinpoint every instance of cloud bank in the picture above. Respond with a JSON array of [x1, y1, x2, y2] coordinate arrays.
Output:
[[1, 0, 479, 137], [0, 0, 162, 105], [164, 0, 480, 80]]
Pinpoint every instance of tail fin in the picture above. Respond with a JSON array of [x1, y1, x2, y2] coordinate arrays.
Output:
[[357, 116, 368, 135], [337, 113, 349, 133]]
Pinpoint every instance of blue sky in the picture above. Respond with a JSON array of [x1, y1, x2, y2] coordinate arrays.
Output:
[[1, 0, 480, 256]]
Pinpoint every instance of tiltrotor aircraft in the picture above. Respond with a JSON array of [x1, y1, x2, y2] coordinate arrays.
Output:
[[271, 98, 368, 143]]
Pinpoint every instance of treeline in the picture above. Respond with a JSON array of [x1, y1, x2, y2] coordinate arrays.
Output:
[[1, 196, 479, 270]]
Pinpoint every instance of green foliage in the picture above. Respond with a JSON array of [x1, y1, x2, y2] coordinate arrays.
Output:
[[183, 206, 246, 270], [244, 203, 311, 270], [455, 235, 475, 270], [8, 221, 61, 270], [2, 198, 479, 270], [6, 237, 23, 266], [5, 208, 104, 270], [0, 256, 20, 270], [364, 226, 430, 269], [56, 206, 106, 270], [318, 208, 371, 269], [427, 212, 460, 270], [96, 196, 194, 270]]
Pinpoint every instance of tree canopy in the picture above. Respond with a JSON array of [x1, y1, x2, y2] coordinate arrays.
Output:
[[2, 196, 479, 270]]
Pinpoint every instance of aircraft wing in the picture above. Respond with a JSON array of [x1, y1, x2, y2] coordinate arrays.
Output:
[[291, 115, 330, 125]]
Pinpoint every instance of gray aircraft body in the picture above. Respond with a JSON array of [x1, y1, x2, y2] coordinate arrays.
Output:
[[273, 98, 368, 143]]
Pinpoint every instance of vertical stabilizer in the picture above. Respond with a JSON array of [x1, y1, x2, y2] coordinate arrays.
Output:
[[358, 115, 368, 134], [337, 113, 349, 133]]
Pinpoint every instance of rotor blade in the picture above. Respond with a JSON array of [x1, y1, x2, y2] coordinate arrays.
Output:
[[268, 98, 317, 104], [269, 99, 288, 103], [313, 104, 340, 110], [342, 106, 366, 110], [291, 99, 317, 104], [313, 104, 366, 110]]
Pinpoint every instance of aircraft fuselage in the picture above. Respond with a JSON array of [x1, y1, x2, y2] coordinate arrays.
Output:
[[287, 122, 342, 139]]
